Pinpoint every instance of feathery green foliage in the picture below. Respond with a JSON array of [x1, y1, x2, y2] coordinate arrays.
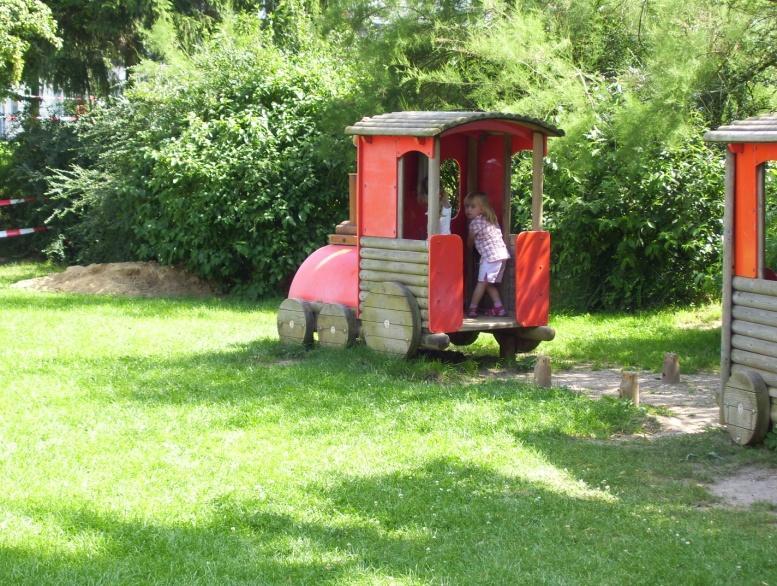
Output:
[[46, 14, 362, 296]]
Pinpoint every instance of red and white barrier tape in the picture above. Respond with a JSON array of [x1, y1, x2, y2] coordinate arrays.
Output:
[[2, 115, 78, 122], [0, 226, 47, 239], [0, 197, 36, 207]]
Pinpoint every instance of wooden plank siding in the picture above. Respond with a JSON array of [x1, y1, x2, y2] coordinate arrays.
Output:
[[360, 237, 431, 329], [731, 278, 777, 413]]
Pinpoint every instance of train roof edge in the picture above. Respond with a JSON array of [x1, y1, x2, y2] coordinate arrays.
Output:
[[705, 112, 777, 143], [345, 111, 564, 138]]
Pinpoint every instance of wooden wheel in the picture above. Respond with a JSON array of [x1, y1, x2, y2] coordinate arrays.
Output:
[[448, 331, 479, 346], [317, 303, 357, 349], [277, 298, 315, 347], [360, 281, 421, 358], [722, 370, 770, 445]]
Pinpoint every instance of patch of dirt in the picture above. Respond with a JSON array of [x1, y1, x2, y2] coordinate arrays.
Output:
[[709, 466, 777, 508], [503, 367, 721, 437], [11, 262, 215, 298]]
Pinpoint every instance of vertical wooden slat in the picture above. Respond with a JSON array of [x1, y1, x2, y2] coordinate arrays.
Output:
[[757, 163, 765, 278], [531, 132, 544, 231], [427, 138, 441, 237], [397, 156, 405, 239], [467, 136, 478, 194], [501, 134, 513, 305], [503, 134, 513, 239], [721, 149, 736, 424], [348, 173, 357, 225]]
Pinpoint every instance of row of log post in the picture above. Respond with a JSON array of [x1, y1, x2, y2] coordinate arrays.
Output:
[[531, 352, 682, 406]]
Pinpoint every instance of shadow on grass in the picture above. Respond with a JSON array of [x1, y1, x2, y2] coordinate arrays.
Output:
[[1, 289, 278, 316], [1, 457, 771, 584]]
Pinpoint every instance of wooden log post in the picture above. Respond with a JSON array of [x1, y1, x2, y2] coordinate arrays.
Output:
[[427, 139, 441, 237], [720, 149, 735, 424], [531, 132, 544, 231], [533, 355, 551, 388], [619, 371, 640, 406], [661, 352, 680, 384]]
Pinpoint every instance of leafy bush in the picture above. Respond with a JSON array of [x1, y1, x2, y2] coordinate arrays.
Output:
[[546, 128, 724, 309], [48, 15, 361, 296], [0, 118, 82, 258]]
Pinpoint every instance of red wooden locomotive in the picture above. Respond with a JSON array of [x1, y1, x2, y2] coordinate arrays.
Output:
[[277, 111, 564, 358]]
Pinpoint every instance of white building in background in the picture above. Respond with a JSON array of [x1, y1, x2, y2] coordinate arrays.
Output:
[[0, 84, 72, 138], [1, 66, 125, 138]]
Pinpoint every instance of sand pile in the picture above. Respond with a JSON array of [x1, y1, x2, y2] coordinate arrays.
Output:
[[11, 261, 215, 298]]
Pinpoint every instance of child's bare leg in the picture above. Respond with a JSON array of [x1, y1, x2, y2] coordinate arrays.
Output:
[[486, 284, 503, 307], [469, 281, 487, 311]]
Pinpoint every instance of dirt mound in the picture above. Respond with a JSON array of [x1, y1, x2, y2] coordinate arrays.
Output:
[[11, 262, 215, 298]]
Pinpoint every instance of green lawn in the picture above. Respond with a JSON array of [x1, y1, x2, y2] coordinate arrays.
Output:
[[0, 261, 774, 584]]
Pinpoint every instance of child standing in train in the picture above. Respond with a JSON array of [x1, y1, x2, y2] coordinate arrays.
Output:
[[464, 192, 510, 317]]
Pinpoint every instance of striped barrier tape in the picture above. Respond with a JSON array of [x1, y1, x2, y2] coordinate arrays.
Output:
[[0, 226, 47, 239], [0, 197, 36, 207], [2, 115, 78, 122]]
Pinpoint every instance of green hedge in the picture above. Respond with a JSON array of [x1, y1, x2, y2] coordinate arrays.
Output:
[[47, 17, 361, 296]]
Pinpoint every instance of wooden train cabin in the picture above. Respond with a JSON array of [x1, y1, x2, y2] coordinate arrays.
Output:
[[279, 111, 564, 359], [705, 113, 777, 444]]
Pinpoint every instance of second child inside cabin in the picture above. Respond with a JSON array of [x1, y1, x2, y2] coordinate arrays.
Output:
[[464, 192, 510, 317]]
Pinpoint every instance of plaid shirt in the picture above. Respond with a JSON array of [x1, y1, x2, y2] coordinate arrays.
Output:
[[469, 215, 510, 262]]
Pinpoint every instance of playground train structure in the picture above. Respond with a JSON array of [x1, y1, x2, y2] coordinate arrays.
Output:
[[705, 113, 777, 445], [277, 110, 777, 447], [277, 111, 564, 359]]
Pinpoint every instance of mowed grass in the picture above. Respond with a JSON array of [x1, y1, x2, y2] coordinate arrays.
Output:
[[1, 261, 775, 584]]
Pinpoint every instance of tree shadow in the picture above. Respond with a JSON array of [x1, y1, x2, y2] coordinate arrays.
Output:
[[0, 504, 348, 584], [3, 456, 762, 583]]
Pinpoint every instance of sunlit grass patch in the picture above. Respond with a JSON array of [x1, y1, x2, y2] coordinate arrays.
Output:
[[0, 263, 772, 584]]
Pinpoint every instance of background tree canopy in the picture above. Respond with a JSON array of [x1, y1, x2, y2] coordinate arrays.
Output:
[[2, 0, 776, 307]]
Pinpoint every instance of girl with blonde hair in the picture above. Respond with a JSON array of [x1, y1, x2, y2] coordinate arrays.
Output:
[[464, 192, 510, 317]]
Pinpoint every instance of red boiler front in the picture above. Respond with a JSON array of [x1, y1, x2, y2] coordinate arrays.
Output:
[[287, 245, 359, 309]]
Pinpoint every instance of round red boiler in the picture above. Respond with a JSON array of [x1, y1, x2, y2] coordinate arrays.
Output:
[[288, 245, 358, 309]]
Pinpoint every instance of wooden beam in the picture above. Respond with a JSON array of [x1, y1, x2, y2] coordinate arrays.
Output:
[[360, 258, 428, 276], [427, 138, 441, 237], [467, 136, 478, 194], [720, 149, 735, 423], [360, 236, 428, 252], [734, 276, 777, 296], [360, 248, 428, 264], [733, 291, 777, 312], [359, 269, 428, 287], [758, 163, 765, 278], [531, 132, 544, 230], [397, 157, 405, 239]]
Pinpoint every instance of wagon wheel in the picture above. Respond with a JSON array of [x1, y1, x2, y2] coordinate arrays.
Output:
[[317, 303, 358, 349], [277, 298, 315, 347], [722, 370, 770, 445], [448, 331, 479, 346], [492, 331, 541, 360], [360, 281, 421, 358]]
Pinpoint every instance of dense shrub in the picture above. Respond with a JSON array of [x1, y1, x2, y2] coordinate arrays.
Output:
[[48, 16, 361, 296], [545, 130, 724, 309], [0, 118, 82, 258]]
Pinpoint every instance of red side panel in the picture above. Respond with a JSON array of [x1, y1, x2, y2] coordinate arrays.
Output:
[[734, 145, 758, 278], [515, 231, 550, 327], [428, 234, 464, 333], [288, 245, 358, 309], [477, 134, 507, 220], [359, 136, 399, 238], [358, 135, 434, 239], [733, 143, 777, 277]]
